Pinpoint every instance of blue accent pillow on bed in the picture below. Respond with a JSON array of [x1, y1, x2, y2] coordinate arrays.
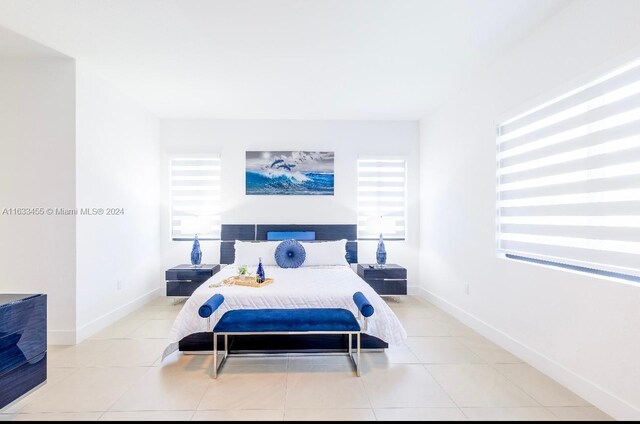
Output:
[[275, 240, 306, 268]]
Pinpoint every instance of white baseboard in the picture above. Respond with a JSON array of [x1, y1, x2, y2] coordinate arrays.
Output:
[[416, 287, 640, 421], [47, 329, 78, 345], [73, 286, 164, 344]]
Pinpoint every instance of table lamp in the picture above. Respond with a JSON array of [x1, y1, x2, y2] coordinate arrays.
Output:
[[181, 216, 213, 267], [367, 215, 396, 267]]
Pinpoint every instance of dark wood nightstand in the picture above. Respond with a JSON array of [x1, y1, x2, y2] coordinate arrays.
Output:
[[166, 264, 220, 297], [0, 294, 47, 409], [357, 264, 407, 295]]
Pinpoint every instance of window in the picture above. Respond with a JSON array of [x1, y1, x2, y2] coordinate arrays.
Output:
[[357, 159, 407, 240], [497, 58, 640, 279], [170, 156, 221, 240]]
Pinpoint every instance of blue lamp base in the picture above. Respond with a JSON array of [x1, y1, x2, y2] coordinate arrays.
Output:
[[191, 235, 203, 267], [376, 234, 387, 266]]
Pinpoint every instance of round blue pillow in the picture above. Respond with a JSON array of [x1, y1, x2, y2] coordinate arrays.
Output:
[[275, 240, 306, 268]]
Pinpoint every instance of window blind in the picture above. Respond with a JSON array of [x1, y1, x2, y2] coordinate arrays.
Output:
[[358, 159, 407, 240], [170, 156, 221, 240], [497, 58, 640, 278]]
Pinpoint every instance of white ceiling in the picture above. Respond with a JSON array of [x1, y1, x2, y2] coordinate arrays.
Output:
[[0, 0, 570, 120]]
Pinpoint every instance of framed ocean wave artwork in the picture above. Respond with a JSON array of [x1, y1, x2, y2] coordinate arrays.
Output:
[[245, 151, 335, 195]]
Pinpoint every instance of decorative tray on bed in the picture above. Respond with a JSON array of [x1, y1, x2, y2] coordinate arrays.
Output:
[[210, 276, 274, 288]]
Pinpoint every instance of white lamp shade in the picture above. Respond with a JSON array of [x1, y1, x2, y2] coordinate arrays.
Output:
[[181, 216, 214, 236], [366, 215, 396, 236]]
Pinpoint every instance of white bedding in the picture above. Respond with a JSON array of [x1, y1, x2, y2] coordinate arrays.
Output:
[[163, 265, 407, 358]]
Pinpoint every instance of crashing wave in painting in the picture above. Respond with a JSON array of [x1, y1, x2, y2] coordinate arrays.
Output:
[[246, 151, 334, 195]]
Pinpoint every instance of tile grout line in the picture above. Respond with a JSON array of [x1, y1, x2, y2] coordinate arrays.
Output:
[[193, 356, 220, 415], [421, 363, 464, 413], [402, 295, 492, 418], [99, 366, 158, 415], [489, 363, 547, 409], [283, 354, 290, 420], [544, 405, 564, 421], [356, 363, 375, 419], [405, 336, 488, 366], [459, 406, 474, 421]]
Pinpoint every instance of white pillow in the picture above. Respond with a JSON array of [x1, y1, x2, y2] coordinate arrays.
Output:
[[301, 239, 349, 266], [233, 241, 279, 266]]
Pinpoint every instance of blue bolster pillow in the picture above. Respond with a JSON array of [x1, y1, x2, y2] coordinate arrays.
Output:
[[352, 292, 374, 318], [198, 294, 225, 318]]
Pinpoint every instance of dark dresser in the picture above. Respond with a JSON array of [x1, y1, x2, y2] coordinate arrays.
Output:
[[0, 294, 47, 409], [357, 264, 407, 295], [166, 264, 220, 297]]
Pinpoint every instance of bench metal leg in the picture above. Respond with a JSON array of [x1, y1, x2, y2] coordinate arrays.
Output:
[[212, 333, 229, 379], [213, 332, 217, 378], [357, 332, 361, 377], [214, 332, 362, 378], [347, 332, 361, 377]]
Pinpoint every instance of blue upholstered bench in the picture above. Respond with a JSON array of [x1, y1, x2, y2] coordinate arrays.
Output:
[[198, 292, 374, 378]]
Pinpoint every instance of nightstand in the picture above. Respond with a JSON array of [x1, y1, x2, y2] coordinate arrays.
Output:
[[357, 264, 407, 295], [166, 264, 220, 297]]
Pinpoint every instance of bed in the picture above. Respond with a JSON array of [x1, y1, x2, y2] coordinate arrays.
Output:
[[163, 224, 407, 358]]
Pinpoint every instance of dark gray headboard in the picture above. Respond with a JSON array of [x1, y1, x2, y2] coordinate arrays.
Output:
[[220, 224, 358, 265]]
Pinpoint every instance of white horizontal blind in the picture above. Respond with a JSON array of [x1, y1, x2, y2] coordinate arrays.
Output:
[[497, 58, 640, 277], [170, 156, 221, 240], [358, 159, 407, 240]]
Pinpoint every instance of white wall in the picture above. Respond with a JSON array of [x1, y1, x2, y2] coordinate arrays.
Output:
[[75, 64, 162, 341], [419, 0, 640, 420], [160, 119, 420, 286], [0, 58, 77, 344]]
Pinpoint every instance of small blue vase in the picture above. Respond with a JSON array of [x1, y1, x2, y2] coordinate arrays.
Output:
[[376, 234, 387, 266], [191, 235, 202, 266]]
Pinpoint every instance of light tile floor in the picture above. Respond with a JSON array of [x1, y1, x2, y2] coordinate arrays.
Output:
[[0, 296, 614, 421]]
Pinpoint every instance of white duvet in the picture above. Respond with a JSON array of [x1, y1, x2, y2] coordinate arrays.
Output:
[[164, 265, 407, 358]]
